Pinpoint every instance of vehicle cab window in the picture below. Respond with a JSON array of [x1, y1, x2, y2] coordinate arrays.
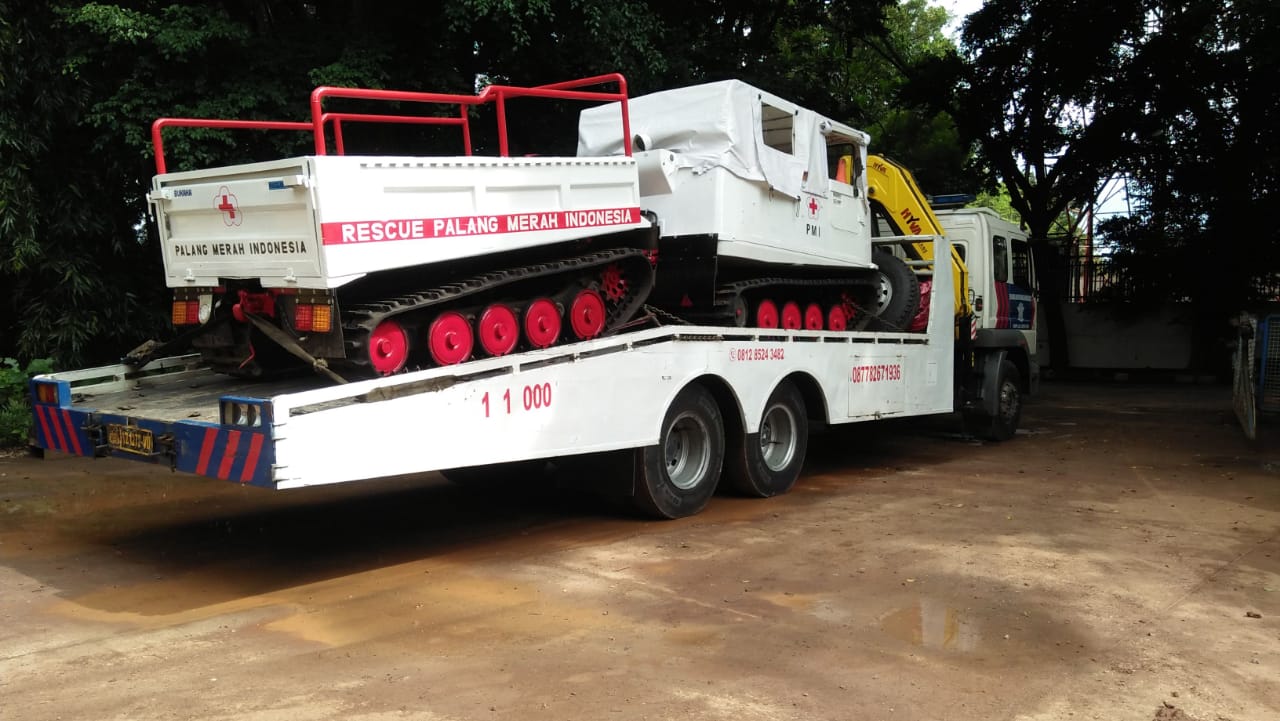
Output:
[[1011, 238, 1033, 288], [992, 235, 1010, 283]]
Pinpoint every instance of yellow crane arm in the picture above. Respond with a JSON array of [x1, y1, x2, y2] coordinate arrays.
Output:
[[862, 154, 972, 319]]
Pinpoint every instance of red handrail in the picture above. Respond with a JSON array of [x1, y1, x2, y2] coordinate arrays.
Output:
[[320, 113, 469, 156], [151, 74, 631, 175]]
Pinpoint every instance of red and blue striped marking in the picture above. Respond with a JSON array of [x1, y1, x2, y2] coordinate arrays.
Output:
[[31, 404, 87, 457], [181, 426, 270, 484], [994, 282, 1036, 330], [30, 391, 275, 488]]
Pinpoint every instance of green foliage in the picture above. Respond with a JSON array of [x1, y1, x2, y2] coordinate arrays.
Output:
[[0, 357, 53, 447], [971, 186, 1022, 226], [0, 0, 968, 370]]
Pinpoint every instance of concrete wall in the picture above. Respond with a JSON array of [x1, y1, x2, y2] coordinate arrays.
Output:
[[1050, 303, 1195, 370]]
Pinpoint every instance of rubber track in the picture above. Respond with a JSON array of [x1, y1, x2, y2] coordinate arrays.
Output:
[[340, 248, 656, 366], [706, 275, 877, 322]]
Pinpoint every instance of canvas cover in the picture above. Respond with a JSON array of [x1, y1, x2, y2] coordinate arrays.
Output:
[[577, 80, 867, 200]]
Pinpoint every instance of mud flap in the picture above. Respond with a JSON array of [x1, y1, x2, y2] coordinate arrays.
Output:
[[979, 350, 1009, 417], [550, 449, 639, 504]]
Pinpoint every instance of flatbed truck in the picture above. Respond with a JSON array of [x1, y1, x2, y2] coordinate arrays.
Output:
[[28, 76, 1034, 518]]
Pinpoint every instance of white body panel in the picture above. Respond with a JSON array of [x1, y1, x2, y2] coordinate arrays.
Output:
[[264, 236, 952, 487], [151, 155, 646, 290], [636, 153, 873, 269], [936, 208, 1037, 349], [581, 80, 875, 271]]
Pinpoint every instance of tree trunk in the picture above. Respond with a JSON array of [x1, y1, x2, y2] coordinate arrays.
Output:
[[1031, 237, 1071, 374]]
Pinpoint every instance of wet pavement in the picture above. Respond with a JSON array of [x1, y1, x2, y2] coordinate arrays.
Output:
[[1, 382, 1277, 720]]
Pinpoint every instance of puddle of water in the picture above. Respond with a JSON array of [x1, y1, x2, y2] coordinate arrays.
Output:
[[879, 598, 980, 652]]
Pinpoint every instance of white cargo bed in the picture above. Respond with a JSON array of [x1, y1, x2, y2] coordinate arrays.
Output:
[[150, 155, 645, 290]]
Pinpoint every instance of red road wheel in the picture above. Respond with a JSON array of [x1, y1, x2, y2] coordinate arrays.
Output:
[[755, 299, 779, 329], [478, 304, 519, 357], [369, 320, 409, 375], [569, 289, 607, 340], [827, 305, 849, 332], [804, 303, 824, 330], [781, 301, 802, 330], [428, 311, 473, 365], [524, 298, 561, 349]]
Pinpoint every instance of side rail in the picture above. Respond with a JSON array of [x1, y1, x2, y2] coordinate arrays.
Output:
[[151, 73, 631, 173]]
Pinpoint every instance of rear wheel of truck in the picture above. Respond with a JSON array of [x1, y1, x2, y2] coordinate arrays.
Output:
[[633, 384, 725, 519], [862, 248, 920, 331], [965, 359, 1023, 441], [727, 380, 808, 497]]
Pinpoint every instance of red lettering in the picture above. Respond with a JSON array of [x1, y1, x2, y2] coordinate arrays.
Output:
[[851, 364, 902, 383]]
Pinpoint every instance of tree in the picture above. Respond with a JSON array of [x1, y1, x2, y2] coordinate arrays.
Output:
[[2, 0, 954, 369], [1096, 0, 1280, 368], [0, 2, 168, 366]]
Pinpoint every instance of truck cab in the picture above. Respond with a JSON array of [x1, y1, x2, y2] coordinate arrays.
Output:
[[936, 207, 1039, 392]]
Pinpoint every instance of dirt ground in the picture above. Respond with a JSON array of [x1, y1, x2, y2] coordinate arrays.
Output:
[[1, 382, 1277, 721]]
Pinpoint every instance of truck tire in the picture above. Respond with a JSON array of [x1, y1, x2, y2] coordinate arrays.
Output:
[[727, 380, 808, 497], [862, 248, 921, 331], [633, 384, 725, 519], [964, 360, 1022, 441]]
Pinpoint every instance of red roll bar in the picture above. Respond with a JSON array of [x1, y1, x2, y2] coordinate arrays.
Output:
[[150, 73, 631, 175]]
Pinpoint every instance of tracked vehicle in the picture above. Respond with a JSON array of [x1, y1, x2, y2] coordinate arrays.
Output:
[[144, 76, 902, 379]]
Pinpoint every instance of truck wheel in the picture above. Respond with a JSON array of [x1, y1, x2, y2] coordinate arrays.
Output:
[[633, 384, 725, 519], [965, 360, 1022, 441], [862, 248, 920, 331], [728, 380, 808, 497]]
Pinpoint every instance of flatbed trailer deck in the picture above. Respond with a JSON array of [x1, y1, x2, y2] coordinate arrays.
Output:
[[30, 237, 986, 517]]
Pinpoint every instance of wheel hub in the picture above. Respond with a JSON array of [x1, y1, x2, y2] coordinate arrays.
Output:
[[478, 304, 519, 357], [827, 305, 848, 332], [428, 311, 474, 365], [664, 412, 710, 490], [524, 298, 561, 349], [368, 319, 409, 375], [755, 299, 779, 329], [804, 303, 824, 330], [759, 404, 797, 472], [781, 301, 802, 330], [569, 289, 606, 340]]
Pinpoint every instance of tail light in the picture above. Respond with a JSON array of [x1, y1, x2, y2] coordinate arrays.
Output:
[[294, 303, 333, 333], [172, 299, 200, 325], [172, 293, 213, 325], [32, 380, 64, 405]]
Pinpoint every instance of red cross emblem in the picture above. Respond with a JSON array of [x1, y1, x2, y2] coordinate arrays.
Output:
[[807, 197, 820, 219], [215, 186, 242, 227]]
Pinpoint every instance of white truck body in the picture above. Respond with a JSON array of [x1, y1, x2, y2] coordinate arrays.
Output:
[[31, 76, 1030, 517]]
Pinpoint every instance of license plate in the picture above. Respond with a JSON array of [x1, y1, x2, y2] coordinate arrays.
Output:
[[107, 424, 154, 456]]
